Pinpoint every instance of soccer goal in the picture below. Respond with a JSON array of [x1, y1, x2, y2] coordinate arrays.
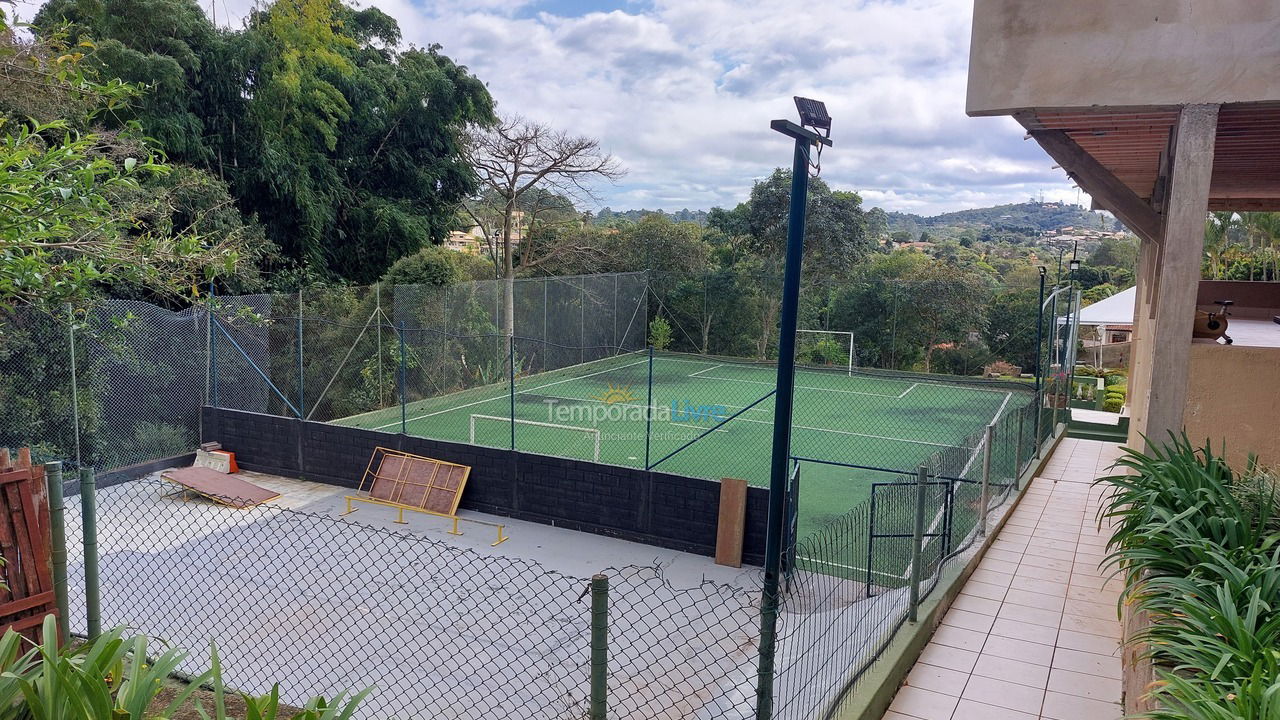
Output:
[[796, 329, 855, 375], [469, 414, 602, 462]]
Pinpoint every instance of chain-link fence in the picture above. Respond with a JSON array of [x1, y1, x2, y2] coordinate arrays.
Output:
[[777, 391, 1036, 719], [62, 476, 762, 719], [0, 303, 209, 473], [4, 272, 1082, 720]]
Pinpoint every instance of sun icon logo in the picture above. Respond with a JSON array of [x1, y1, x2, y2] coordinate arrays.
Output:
[[592, 383, 638, 405]]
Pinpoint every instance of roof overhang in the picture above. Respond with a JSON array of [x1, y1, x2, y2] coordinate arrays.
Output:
[[1015, 103, 1280, 213]]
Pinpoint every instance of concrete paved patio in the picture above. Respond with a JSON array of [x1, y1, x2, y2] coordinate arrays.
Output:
[[883, 438, 1126, 720]]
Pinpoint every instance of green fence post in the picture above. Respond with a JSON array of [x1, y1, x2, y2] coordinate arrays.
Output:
[[398, 321, 407, 435], [908, 465, 927, 622], [209, 282, 218, 407], [297, 290, 305, 419], [44, 462, 69, 645], [509, 335, 516, 451], [79, 466, 101, 637], [590, 573, 609, 720], [644, 346, 654, 469], [1014, 412, 1024, 488], [980, 424, 994, 538]]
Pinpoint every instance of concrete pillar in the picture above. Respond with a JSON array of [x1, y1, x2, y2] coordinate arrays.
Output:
[[1140, 104, 1218, 449], [1126, 239, 1160, 445], [1122, 103, 1218, 717]]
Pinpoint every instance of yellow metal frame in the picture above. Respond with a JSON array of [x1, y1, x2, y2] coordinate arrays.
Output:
[[339, 447, 508, 546], [339, 495, 509, 546]]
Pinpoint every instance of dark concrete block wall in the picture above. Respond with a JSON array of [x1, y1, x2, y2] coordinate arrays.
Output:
[[202, 407, 768, 565]]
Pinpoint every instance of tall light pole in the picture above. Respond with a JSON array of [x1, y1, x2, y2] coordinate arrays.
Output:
[[756, 97, 832, 720]]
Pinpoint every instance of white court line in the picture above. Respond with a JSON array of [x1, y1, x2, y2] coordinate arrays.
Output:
[[658, 354, 1014, 396], [372, 357, 650, 431], [671, 422, 730, 434], [954, 390, 1014, 478], [796, 556, 908, 580], [686, 363, 724, 378], [686, 371, 916, 399], [733, 416, 968, 450]]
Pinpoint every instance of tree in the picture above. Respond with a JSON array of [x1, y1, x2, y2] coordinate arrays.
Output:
[[982, 288, 1041, 372], [0, 19, 241, 310], [905, 261, 990, 372], [737, 169, 872, 272], [464, 115, 624, 338], [35, 0, 495, 283], [1087, 235, 1138, 270]]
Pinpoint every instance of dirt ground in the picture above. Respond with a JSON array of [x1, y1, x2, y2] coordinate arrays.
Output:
[[150, 680, 303, 720]]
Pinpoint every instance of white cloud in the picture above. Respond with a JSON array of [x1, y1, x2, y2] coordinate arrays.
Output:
[[12, 0, 1084, 215]]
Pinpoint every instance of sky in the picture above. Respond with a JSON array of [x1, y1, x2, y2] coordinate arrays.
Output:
[[16, 0, 1088, 215]]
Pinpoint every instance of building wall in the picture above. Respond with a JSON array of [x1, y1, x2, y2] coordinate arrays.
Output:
[[201, 407, 771, 565], [1184, 343, 1280, 469], [967, 0, 1280, 115]]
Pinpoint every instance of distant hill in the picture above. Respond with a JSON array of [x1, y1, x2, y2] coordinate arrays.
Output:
[[594, 207, 708, 226], [887, 202, 1119, 240]]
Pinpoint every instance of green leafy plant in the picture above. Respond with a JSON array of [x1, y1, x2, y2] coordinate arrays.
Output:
[[1096, 435, 1280, 717], [648, 316, 672, 351], [0, 616, 367, 720]]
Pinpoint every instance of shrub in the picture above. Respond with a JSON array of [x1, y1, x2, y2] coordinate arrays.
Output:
[[1096, 436, 1280, 716], [0, 616, 367, 720], [1104, 372, 1127, 386], [648, 316, 672, 350], [1102, 397, 1123, 412]]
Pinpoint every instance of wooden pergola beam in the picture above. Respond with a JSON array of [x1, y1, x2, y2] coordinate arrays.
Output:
[[1027, 128, 1164, 243]]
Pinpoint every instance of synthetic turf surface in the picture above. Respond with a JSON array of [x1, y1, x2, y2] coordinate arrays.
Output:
[[335, 351, 1029, 539]]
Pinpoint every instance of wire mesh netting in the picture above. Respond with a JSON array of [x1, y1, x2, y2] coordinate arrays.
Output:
[[777, 392, 1035, 719], [62, 476, 763, 719], [0, 272, 1084, 720]]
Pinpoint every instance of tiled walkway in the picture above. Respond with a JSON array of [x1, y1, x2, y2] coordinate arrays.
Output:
[[883, 438, 1126, 720]]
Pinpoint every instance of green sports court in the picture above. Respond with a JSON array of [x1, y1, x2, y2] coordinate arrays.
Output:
[[334, 350, 1033, 537]]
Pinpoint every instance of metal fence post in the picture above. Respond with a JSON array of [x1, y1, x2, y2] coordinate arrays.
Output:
[[509, 335, 516, 451], [398, 321, 407, 434], [644, 346, 654, 469], [66, 304, 82, 467], [79, 466, 101, 636], [297, 291, 305, 418], [44, 462, 69, 645], [980, 424, 994, 538], [590, 573, 609, 720], [209, 282, 218, 407], [908, 465, 927, 622], [1014, 412, 1024, 488]]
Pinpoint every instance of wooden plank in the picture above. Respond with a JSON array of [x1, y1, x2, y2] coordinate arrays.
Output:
[[161, 467, 280, 509], [22, 477, 53, 594], [0, 590, 55, 618], [3, 611, 54, 634], [1, 483, 29, 600], [715, 478, 748, 568], [5, 482, 39, 599]]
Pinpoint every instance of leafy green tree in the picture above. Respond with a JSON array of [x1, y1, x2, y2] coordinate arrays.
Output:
[[1087, 235, 1138, 270], [982, 288, 1041, 372], [35, 0, 495, 283], [737, 169, 871, 272], [0, 20, 240, 310]]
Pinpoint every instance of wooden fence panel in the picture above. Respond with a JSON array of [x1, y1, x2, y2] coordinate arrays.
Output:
[[0, 450, 55, 641]]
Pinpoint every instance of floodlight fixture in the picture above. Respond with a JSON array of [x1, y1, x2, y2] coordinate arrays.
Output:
[[794, 96, 831, 135], [1069, 258, 1081, 272], [1038, 266, 1047, 276]]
